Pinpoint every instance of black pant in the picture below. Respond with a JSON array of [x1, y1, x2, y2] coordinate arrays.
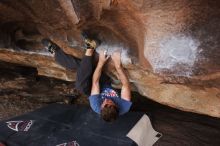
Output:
[[54, 47, 111, 96]]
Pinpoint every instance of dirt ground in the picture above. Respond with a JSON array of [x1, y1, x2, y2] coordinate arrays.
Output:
[[0, 61, 88, 120]]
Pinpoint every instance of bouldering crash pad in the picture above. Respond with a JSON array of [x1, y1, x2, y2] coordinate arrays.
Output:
[[0, 104, 145, 146]]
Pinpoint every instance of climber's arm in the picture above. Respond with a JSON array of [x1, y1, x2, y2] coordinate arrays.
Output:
[[112, 52, 131, 101], [91, 51, 109, 95]]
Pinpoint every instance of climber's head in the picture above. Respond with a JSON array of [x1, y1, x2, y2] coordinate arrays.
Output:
[[100, 98, 119, 122]]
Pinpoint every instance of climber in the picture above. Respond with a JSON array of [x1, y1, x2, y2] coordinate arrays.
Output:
[[42, 38, 132, 122], [89, 51, 132, 122]]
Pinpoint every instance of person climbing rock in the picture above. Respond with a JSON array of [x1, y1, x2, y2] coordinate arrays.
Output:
[[89, 51, 132, 122], [42, 38, 132, 122]]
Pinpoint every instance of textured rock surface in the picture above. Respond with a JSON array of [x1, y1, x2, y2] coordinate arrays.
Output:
[[0, 0, 219, 117], [0, 61, 86, 120]]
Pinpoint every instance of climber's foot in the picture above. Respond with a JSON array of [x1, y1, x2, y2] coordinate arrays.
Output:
[[81, 31, 101, 49], [41, 38, 57, 54], [85, 39, 97, 49]]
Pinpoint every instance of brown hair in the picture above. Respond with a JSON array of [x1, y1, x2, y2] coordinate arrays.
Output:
[[101, 105, 119, 122]]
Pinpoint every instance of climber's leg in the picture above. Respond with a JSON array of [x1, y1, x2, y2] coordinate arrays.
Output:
[[75, 48, 96, 96], [55, 48, 81, 70], [42, 38, 81, 70]]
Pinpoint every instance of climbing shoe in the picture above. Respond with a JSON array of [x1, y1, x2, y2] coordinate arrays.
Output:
[[41, 38, 57, 54], [81, 31, 101, 49], [84, 38, 97, 49]]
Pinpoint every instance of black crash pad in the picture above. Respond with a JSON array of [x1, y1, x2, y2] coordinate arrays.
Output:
[[0, 104, 143, 146]]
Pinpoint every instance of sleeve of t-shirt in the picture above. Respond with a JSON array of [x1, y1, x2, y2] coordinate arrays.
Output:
[[114, 98, 132, 115], [89, 94, 102, 114]]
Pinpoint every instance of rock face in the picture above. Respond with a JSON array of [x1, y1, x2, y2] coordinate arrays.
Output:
[[0, 0, 220, 117]]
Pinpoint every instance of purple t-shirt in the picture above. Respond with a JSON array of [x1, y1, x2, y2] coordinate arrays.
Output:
[[89, 87, 132, 115]]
